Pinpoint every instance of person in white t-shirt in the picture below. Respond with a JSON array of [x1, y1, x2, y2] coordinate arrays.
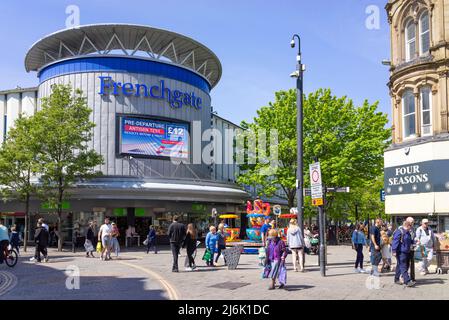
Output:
[[98, 217, 112, 261]]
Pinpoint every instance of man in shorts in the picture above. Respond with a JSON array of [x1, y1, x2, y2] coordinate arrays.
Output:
[[98, 217, 112, 261]]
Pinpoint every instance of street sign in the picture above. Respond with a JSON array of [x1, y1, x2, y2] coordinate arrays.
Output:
[[309, 162, 323, 206], [273, 205, 282, 215], [380, 189, 385, 202]]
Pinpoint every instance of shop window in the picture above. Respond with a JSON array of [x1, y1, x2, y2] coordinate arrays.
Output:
[[419, 11, 430, 56], [405, 20, 416, 62], [420, 87, 432, 136], [402, 90, 416, 138]]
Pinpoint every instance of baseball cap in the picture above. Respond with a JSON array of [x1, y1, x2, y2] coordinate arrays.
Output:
[[422, 219, 429, 224]]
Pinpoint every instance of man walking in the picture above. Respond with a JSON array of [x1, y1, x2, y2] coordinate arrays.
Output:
[[34, 222, 49, 263], [415, 218, 435, 276], [98, 217, 112, 261], [168, 215, 186, 272], [392, 220, 416, 287], [369, 218, 383, 276], [260, 217, 272, 247]]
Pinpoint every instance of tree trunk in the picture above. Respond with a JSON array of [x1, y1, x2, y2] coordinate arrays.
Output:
[[23, 193, 30, 252], [57, 213, 63, 252], [288, 191, 295, 209]]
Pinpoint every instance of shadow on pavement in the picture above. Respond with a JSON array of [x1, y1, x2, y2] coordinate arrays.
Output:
[[415, 278, 446, 287], [2, 255, 169, 300], [283, 285, 314, 292]]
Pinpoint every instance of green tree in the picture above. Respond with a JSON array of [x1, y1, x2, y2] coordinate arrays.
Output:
[[34, 84, 104, 251], [0, 116, 40, 252], [237, 88, 391, 218]]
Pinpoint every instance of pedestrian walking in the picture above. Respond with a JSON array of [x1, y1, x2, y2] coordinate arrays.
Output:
[[352, 223, 368, 273], [38, 218, 49, 232], [381, 225, 392, 273], [215, 223, 227, 265], [264, 229, 288, 290], [0, 220, 9, 264], [205, 226, 219, 267], [85, 221, 96, 258], [403, 217, 416, 281], [287, 219, 305, 272], [369, 218, 383, 276], [34, 222, 49, 263], [111, 222, 120, 258], [392, 220, 416, 287], [183, 223, 197, 271], [168, 215, 186, 272], [9, 226, 20, 255], [146, 225, 157, 254], [260, 217, 272, 247], [98, 217, 112, 261], [415, 218, 436, 276]]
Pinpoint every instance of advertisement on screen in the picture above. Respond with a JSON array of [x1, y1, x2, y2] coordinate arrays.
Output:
[[119, 116, 189, 159]]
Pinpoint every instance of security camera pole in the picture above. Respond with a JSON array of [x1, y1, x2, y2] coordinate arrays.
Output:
[[291, 34, 305, 264]]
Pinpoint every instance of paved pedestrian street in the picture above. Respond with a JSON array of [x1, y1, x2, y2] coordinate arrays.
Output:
[[0, 245, 448, 300]]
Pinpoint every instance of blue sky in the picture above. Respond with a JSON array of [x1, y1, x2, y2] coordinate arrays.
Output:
[[0, 0, 391, 125]]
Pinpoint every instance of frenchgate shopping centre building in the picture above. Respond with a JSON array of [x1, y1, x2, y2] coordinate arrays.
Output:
[[0, 24, 283, 244]]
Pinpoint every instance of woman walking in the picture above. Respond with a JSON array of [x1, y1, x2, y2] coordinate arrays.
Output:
[[146, 225, 157, 254], [85, 221, 96, 258], [205, 226, 219, 267], [183, 223, 197, 271], [215, 223, 227, 266], [265, 229, 288, 290], [286, 219, 305, 272], [111, 222, 120, 259], [352, 223, 368, 273]]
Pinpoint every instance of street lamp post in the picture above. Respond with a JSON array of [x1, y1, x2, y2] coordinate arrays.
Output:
[[291, 34, 305, 253]]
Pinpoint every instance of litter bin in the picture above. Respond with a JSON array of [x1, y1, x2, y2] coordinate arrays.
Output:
[[222, 246, 243, 270], [436, 250, 449, 274]]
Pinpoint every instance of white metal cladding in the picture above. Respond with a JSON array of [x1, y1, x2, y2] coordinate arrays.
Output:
[[25, 24, 222, 88], [0, 89, 38, 142], [38, 72, 213, 180]]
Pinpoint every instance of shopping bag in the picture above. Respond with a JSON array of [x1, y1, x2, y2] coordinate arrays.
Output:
[[202, 249, 212, 262], [143, 239, 149, 246], [258, 247, 266, 259], [414, 245, 427, 261], [96, 241, 102, 253], [84, 240, 94, 252], [278, 262, 287, 285], [261, 262, 271, 279]]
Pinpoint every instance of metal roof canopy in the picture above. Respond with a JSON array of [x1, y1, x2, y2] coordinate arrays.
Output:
[[24, 23, 222, 88]]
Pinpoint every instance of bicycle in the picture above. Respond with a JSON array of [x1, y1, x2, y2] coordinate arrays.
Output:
[[2, 244, 18, 268]]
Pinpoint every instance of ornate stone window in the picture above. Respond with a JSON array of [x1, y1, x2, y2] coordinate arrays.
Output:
[[419, 11, 430, 56], [405, 19, 416, 62], [402, 89, 416, 138], [420, 86, 432, 136]]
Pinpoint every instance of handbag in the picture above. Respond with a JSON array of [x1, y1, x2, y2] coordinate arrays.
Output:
[[84, 240, 94, 252], [202, 248, 212, 261], [261, 262, 272, 279], [96, 241, 102, 253], [278, 262, 287, 285], [414, 245, 427, 261]]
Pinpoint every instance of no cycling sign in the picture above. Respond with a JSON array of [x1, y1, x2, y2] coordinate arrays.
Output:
[[309, 162, 323, 206]]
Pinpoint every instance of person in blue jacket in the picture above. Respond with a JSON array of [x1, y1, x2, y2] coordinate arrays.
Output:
[[146, 225, 157, 254], [392, 221, 416, 287], [351, 223, 368, 273], [205, 226, 219, 266]]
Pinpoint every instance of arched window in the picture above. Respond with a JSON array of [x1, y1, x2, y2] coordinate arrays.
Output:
[[402, 90, 416, 138], [419, 11, 430, 55], [405, 20, 416, 62], [420, 87, 432, 135]]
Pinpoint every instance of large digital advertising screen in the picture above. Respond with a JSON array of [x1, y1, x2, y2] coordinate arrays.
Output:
[[118, 116, 189, 160]]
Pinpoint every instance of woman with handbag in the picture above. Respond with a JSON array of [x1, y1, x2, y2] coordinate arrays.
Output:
[[183, 223, 197, 271], [85, 221, 96, 258], [111, 222, 120, 259], [205, 226, 219, 267], [287, 219, 305, 272], [264, 229, 288, 290]]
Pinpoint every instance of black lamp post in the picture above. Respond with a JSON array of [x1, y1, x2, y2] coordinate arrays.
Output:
[[291, 34, 305, 244]]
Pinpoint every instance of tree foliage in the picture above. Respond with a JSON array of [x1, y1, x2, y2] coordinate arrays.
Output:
[[237, 88, 391, 219]]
